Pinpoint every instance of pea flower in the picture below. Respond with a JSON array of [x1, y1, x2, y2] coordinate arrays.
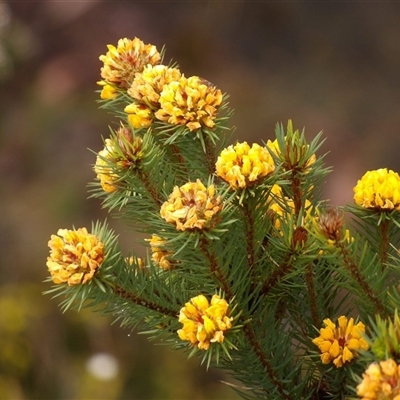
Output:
[[128, 65, 182, 105], [312, 316, 369, 368], [177, 294, 233, 350], [124, 103, 153, 129], [97, 80, 118, 100], [160, 179, 223, 231], [94, 138, 119, 193], [99, 37, 161, 89], [357, 359, 400, 400], [46, 228, 105, 286], [146, 234, 174, 270], [216, 142, 275, 190], [155, 76, 222, 131], [353, 168, 400, 210]]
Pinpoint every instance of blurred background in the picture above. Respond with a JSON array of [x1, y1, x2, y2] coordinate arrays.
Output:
[[1, 1, 400, 399]]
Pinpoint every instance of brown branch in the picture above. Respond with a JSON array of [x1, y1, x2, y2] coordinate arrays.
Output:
[[242, 322, 291, 400], [113, 283, 177, 318], [138, 170, 164, 207], [260, 255, 293, 296], [337, 241, 387, 316], [200, 237, 290, 398]]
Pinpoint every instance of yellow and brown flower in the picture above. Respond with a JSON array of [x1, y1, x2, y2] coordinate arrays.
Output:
[[357, 359, 400, 400], [354, 168, 400, 210], [312, 316, 369, 368], [155, 76, 222, 131], [99, 37, 161, 89], [160, 179, 223, 231], [128, 65, 182, 106], [177, 294, 233, 350], [215, 142, 275, 190], [46, 228, 105, 285]]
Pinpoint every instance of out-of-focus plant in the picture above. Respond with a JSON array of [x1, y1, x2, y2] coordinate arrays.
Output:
[[44, 37, 400, 399]]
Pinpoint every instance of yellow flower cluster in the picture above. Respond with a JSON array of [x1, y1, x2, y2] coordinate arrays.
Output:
[[146, 235, 173, 270], [155, 76, 223, 131], [177, 294, 233, 350], [312, 316, 369, 368], [215, 142, 275, 190], [160, 179, 223, 231], [46, 228, 105, 286], [99, 37, 161, 89], [357, 359, 400, 400], [354, 168, 400, 210]]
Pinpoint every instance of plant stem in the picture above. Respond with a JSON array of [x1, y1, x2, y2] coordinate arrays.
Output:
[[200, 237, 290, 399], [113, 283, 177, 318], [337, 241, 387, 316]]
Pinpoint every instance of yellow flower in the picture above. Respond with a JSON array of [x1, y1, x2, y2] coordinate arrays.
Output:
[[128, 65, 182, 105], [46, 228, 105, 286], [177, 294, 233, 350], [97, 80, 118, 100], [155, 76, 222, 131], [99, 37, 161, 89], [146, 235, 173, 270], [160, 179, 223, 231], [94, 138, 120, 193], [124, 103, 153, 129], [357, 359, 400, 400], [353, 168, 400, 210], [215, 142, 275, 190], [312, 316, 369, 368]]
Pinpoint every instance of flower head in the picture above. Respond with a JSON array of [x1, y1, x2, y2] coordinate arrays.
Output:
[[128, 65, 182, 105], [354, 168, 400, 210], [216, 142, 275, 190], [155, 76, 222, 131], [146, 234, 174, 270], [99, 37, 161, 89], [177, 294, 233, 350], [46, 228, 105, 285], [312, 316, 369, 368], [357, 359, 400, 400], [160, 179, 223, 231]]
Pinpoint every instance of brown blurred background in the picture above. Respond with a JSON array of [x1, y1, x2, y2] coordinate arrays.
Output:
[[1, 1, 400, 399]]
